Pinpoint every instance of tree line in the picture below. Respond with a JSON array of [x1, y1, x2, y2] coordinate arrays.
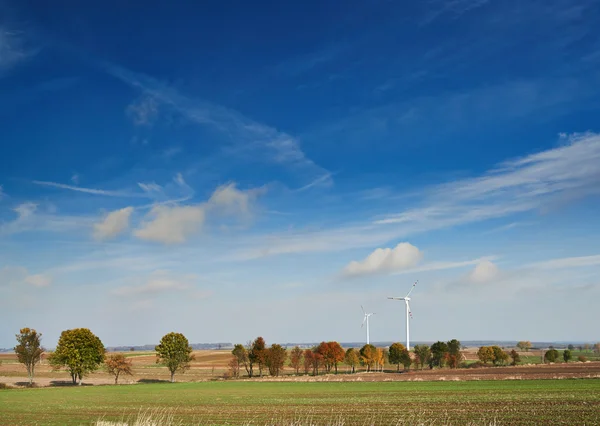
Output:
[[12, 328, 194, 385], [11, 327, 600, 385]]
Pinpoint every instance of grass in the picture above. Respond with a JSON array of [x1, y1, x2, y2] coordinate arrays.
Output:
[[1, 379, 599, 425]]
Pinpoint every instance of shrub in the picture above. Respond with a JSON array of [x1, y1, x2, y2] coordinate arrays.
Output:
[[578, 355, 588, 362]]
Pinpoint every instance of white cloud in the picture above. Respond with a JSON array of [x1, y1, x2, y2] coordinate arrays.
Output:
[[107, 65, 330, 186], [0, 266, 51, 288], [134, 204, 205, 244], [33, 180, 148, 198], [133, 182, 262, 244], [528, 254, 600, 270], [467, 260, 499, 284], [111, 270, 195, 296], [343, 242, 423, 277], [138, 182, 162, 194], [126, 95, 158, 126], [71, 173, 79, 184], [93, 207, 134, 240], [174, 173, 186, 186], [234, 132, 600, 260], [208, 182, 263, 216]]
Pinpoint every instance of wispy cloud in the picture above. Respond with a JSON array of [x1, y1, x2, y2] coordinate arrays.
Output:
[[126, 95, 159, 126], [33, 180, 148, 198], [528, 254, 600, 270], [111, 270, 196, 296], [106, 64, 330, 185], [421, 0, 490, 26], [235, 132, 600, 259], [0, 266, 51, 288], [0, 25, 36, 72]]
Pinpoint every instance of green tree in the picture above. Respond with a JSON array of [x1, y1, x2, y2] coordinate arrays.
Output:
[[430, 341, 449, 368], [563, 349, 572, 363], [265, 344, 287, 376], [477, 346, 494, 364], [155, 332, 195, 382], [344, 348, 360, 373], [544, 349, 559, 363], [232, 344, 250, 377], [249, 337, 267, 377], [14, 328, 44, 386], [388, 343, 406, 372], [509, 349, 521, 366], [567, 344, 574, 351], [491, 346, 508, 365], [289, 346, 303, 375], [49, 328, 105, 385], [105, 353, 133, 384], [447, 339, 461, 356], [412, 345, 431, 370]]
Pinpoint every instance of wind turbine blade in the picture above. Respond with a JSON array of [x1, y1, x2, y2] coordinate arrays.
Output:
[[361, 305, 365, 314], [388, 297, 405, 300], [361, 315, 366, 327], [405, 280, 418, 298]]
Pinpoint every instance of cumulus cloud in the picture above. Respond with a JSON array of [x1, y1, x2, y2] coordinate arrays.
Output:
[[0, 266, 51, 288], [112, 270, 195, 296], [343, 242, 423, 277], [93, 207, 134, 240], [467, 259, 499, 283], [133, 182, 263, 244], [134, 204, 205, 244]]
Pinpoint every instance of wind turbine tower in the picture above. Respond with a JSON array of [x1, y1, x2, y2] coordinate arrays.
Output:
[[361, 306, 375, 345], [388, 281, 417, 350]]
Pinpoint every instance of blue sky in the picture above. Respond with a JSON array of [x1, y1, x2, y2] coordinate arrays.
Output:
[[1, 0, 600, 348]]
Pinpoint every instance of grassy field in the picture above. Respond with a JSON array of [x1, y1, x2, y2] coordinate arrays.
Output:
[[1, 379, 599, 425]]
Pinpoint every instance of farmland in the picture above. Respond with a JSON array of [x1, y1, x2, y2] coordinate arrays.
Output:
[[1, 379, 599, 425]]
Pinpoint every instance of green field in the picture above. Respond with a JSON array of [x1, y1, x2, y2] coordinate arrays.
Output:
[[1, 379, 599, 425]]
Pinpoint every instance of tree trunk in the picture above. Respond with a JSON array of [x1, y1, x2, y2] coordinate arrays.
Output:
[[170, 371, 175, 383], [334, 364, 338, 374], [115, 372, 119, 385], [71, 373, 77, 384]]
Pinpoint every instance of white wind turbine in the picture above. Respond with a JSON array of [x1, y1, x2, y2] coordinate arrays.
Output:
[[388, 281, 417, 350], [361, 306, 375, 345]]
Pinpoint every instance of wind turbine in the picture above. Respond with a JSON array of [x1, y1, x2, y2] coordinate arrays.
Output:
[[361, 306, 375, 345], [388, 281, 417, 350]]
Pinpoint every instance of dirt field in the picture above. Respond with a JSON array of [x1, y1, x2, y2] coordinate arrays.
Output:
[[1, 349, 600, 387]]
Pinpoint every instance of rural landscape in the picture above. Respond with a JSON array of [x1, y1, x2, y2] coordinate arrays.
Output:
[[1, 329, 600, 424], [3, 0, 600, 424]]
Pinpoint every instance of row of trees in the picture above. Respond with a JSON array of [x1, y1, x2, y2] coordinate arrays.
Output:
[[229, 338, 465, 377], [12, 328, 195, 385]]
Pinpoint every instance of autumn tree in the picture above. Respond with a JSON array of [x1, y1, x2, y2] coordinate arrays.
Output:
[[544, 349, 559, 363], [232, 344, 250, 377], [477, 346, 494, 364], [359, 344, 377, 372], [345, 348, 360, 373], [265, 344, 287, 376], [375, 348, 386, 372], [388, 343, 406, 372], [14, 328, 44, 386], [155, 332, 195, 383], [105, 353, 133, 384], [329, 342, 345, 374], [413, 345, 431, 370], [509, 349, 521, 366], [563, 349, 572, 363], [49, 328, 105, 385], [430, 341, 449, 368], [228, 356, 240, 378], [517, 341, 532, 352], [491, 346, 508, 366], [289, 346, 303, 375], [303, 349, 313, 375], [249, 337, 267, 377]]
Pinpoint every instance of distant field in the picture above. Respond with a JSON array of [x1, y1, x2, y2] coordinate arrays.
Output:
[[1, 379, 599, 425]]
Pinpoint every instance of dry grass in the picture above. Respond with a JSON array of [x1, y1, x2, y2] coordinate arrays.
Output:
[[93, 409, 498, 426]]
